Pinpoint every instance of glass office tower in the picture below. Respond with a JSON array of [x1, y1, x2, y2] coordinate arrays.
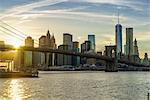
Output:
[[115, 24, 122, 57]]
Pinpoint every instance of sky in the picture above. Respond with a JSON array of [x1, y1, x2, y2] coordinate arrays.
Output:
[[0, 0, 149, 58]]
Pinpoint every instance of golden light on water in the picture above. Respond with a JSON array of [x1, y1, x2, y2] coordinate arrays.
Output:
[[9, 80, 23, 100], [0, 79, 30, 100]]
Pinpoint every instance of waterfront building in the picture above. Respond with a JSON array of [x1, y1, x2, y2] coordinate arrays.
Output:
[[88, 34, 96, 52], [133, 39, 141, 63], [39, 30, 57, 68], [63, 33, 73, 49], [81, 40, 91, 53], [39, 36, 47, 48], [126, 28, 133, 56], [72, 41, 80, 66], [24, 36, 34, 68], [96, 51, 105, 66], [133, 39, 139, 56], [80, 40, 96, 65], [0, 41, 4, 46], [25, 36, 34, 47], [115, 13, 122, 57], [143, 53, 149, 65], [57, 45, 65, 66], [63, 33, 73, 65], [57, 45, 70, 66], [85, 41, 91, 52], [124, 45, 126, 55], [81, 42, 86, 65], [81, 43, 85, 53], [115, 23, 122, 57]]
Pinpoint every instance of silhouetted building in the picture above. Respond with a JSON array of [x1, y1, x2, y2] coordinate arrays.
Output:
[[0, 41, 4, 46], [57, 45, 65, 66], [85, 41, 91, 52], [24, 36, 34, 68], [143, 53, 149, 65], [38, 30, 57, 68], [133, 39, 140, 63], [63, 33, 73, 49], [96, 51, 105, 66], [125, 28, 133, 56], [80, 40, 96, 65], [25, 36, 34, 47], [115, 22, 122, 57], [63, 33, 73, 65], [39, 36, 47, 47], [133, 39, 139, 56], [72, 41, 80, 66]]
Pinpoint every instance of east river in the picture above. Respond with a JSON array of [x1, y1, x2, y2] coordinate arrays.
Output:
[[0, 71, 150, 100]]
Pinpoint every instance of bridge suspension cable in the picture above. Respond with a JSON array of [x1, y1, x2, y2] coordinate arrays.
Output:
[[0, 28, 24, 41], [0, 20, 39, 45]]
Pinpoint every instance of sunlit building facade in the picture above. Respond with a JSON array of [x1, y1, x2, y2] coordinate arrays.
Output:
[[39, 30, 57, 68]]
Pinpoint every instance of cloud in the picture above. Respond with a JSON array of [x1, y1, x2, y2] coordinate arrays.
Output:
[[0, 0, 67, 19], [71, 0, 149, 11]]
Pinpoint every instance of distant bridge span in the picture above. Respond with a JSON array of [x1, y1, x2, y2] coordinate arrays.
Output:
[[0, 46, 150, 68]]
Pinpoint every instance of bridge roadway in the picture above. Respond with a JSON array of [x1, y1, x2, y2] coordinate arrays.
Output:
[[0, 46, 150, 67]]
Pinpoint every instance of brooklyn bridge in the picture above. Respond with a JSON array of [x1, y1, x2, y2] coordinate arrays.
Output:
[[0, 46, 149, 72]]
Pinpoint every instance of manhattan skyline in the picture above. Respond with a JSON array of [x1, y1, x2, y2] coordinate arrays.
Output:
[[0, 0, 149, 58]]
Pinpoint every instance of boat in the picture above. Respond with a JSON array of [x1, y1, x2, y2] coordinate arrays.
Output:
[[0, 72, 38, 78], [0, 68, 39, 78]]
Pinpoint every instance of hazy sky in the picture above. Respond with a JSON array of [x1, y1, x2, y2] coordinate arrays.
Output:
[[0, 0, 149, 58]]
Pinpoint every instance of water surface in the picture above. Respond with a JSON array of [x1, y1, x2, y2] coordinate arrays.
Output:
[[0, 71, 150, 100]]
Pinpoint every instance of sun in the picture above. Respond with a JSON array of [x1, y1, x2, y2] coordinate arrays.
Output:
[[8, 38, 23, 48], [13, 42, 23, 48]]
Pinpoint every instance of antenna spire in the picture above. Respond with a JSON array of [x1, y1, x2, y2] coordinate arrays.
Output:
[[118, 8, 120, 24]]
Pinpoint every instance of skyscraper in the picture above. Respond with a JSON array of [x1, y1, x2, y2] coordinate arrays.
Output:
[[115, 14, 122, 57], [133, 38, 140, 63], [133, 39, 139, 56], [88, 34, 95, 52], [39, 30, 57, 67], [126, 28, 133, 56], [63, 33, 73, 49], [25, 36, 34, 47], [63, 33, 73, 65], [72, 41, 80, 66], [143, 53, 149, 65], [24, 36, 34, 68]]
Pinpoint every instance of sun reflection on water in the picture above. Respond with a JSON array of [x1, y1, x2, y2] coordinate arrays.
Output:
[[9, 80, 23, 100], [0, 79, 25, 100]]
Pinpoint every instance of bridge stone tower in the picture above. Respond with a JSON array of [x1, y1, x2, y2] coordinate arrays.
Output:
[[105, 45, 118, 72]]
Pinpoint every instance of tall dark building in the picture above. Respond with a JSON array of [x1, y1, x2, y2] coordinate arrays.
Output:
[[88, 34, 95, 52], [63, 33, 73, 65], [133, 39, 140, 63], [72, 41, 80, 66], [115, 12, 122, 57], [126, 28, 133, 56]]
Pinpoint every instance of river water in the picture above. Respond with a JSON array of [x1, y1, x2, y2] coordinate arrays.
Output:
[[0, 71, 150, 100]]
